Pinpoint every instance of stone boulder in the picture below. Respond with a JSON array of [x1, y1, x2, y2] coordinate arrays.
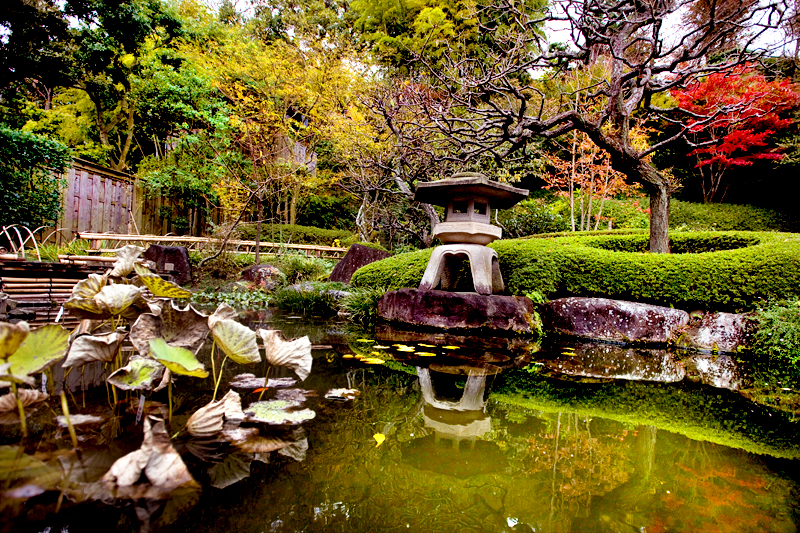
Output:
[[241, 264, 285, 291], [143, 245, 192, 285], [541, 297, 689, 344], [679, 312, 753, 353], [378, 288, 537, 334], [329, 244, 391, 284]]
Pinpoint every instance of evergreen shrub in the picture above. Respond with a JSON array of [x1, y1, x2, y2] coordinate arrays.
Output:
[[351, 231, 800, 311]]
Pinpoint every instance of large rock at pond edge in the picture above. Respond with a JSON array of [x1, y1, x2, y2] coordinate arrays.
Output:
[[541, 297, 689, 343], [329, 244, 392, 284], [143, 244, 192, 285], [378, 288, 537, 334], [241, 264, 284, 291], [679, 312, 753, 353]]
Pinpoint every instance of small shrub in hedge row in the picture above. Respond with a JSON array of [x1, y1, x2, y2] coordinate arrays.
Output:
[[351, 231, 800, 311], [238, 223, 355, 246], [749, 298, 800, 384]]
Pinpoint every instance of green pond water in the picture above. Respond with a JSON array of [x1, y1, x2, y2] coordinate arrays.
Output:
[[2, 312, 800, 533]]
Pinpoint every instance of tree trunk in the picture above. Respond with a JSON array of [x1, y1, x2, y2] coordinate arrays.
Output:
[[648, 184, 670, 254], [255, 194, 263, 264]]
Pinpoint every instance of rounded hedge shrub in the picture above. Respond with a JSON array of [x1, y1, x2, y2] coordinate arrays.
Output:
[[351, 231, 800, 311]]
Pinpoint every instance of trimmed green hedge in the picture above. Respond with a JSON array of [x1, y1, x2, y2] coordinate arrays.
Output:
[[238, 223, 355, 246], [670, 200, 800, 232], [351, 231, 800, 311]]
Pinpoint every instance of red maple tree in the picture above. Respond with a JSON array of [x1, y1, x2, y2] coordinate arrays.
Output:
[[672, 67, 800, 202]]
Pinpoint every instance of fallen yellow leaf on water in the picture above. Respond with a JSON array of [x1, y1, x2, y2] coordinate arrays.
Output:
[[415, 352, 436, 357], [442, 346, 460, 350], [418, 343, 436, 348], [362, 358, 385, 364], [373, 345, 389, 349], [370, 351, 383, 356], [374, 433, 385, 447], [396, 346, 415, 352], [357, 339, 374, 343], [342, 355, 354, 359]]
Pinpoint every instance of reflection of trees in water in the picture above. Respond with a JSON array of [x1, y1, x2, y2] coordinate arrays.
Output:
[[514, 412, 636, 529]]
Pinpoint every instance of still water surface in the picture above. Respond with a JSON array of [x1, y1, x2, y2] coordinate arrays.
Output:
[[3, 312, 799, 533]]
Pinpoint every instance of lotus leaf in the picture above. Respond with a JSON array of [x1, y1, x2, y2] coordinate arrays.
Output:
[[324, 388, 360, 401], [0, 446, 62, 498], [63, 329, 127, 368], [133, 263, 192, 298], [110, 245, 145, 278], [257, 330, 312, 381], [233, 433, 292, 454], [228, 374, 296, 389], [274, 389, 316, 402], [94, 284, 144, 316], [101, 416, 198, 499], [7, 324, 69, 376], [207, 303, 238, 330], [0, 321, 29, 359], [149, 339, 208, 378], [277, 437, 308, 462], [0, 361, 35, 388], [107, 356, 165, 391], [70, 274, 107, 300], [56, 414, 106, 428], [0, 390, 48, 412], [211, 320, 260, 365], [186, 397, 227, 438], [243, 400, 315, 425], [221, 390, 244, 421], [130, 303, 208, 357], [208, 452, 252, 489]]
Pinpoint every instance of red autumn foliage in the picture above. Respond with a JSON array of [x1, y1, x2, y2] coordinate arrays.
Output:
[[671, 66, 800, 202]]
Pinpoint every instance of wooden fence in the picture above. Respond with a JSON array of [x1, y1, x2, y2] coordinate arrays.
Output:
[[52, 159, 217, 243]]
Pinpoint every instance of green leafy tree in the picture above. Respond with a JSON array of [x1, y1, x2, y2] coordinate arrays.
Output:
[[0, 127, 71, 229]]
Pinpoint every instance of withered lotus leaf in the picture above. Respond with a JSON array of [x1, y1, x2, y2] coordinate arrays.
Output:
[[133, 263, 192, 298], [110, 245, 145, 278], [63, 329, 127, 368], [130, 303, 208, 358], [107, 356, 165, 391], [0, 389, 48, 413], [211, 320, 260, 365], [258, 329, 312, 381], [0, 321, 30, 359], [101, 416, 198, 499]]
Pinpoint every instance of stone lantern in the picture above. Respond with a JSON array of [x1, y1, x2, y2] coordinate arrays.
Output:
[[414, 172, 528, 295]]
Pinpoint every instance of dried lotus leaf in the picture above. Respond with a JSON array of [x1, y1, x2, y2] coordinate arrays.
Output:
[[207, 303, 238, 330], [63, 329, 127, 368], [211, 320, 260, 365], [0, 321, 29, 359], [110, 245, 145, 278], [0, 389, 48, 413], [258, 329, 312, 381], [186, 398, 226, 438]]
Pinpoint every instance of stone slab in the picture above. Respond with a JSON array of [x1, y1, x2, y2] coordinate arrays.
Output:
[[329, 244, 391, 284], [241, 264, 284, 291], [377, 288, 537, 334], [541, 297, 689, 344]]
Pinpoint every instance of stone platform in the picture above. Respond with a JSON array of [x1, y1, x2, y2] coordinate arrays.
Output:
[[377, 288, 537, 334]]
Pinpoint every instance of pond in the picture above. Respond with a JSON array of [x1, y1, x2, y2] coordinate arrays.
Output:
[[2, 311, 800, 533]]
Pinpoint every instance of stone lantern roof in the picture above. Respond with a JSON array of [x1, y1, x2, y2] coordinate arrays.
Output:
[[414, 172, 529, 210]]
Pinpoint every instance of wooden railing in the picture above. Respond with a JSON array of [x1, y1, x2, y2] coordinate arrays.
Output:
[[77, 232, 349, 259]]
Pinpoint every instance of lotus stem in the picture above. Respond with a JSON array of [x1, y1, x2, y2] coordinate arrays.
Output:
[[212, 355, 229, 401], [210, 340, 217, 385], [168, 376, 173, 425], [258, 366, 272, 401], [60, 391, 78, 448], [11, 383, 27, 438]]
